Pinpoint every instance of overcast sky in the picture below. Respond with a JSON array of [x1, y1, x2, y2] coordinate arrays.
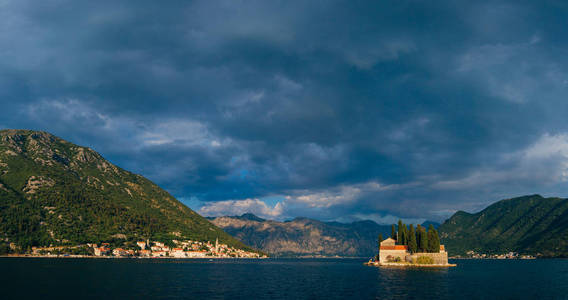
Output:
[[2, 0, 568, 223]]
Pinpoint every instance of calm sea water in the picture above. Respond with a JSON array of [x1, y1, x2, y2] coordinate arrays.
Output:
[[1, 258, 567, 299]]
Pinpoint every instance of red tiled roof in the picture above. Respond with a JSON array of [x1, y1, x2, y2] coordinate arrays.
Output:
[[379, 245, 408, 250]]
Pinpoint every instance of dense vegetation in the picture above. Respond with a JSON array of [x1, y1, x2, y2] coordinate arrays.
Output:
[[439, 194, 568, 257], [416, 256, 434, 264], [381, 219, 441, 253], [0, 130, 260, 254]]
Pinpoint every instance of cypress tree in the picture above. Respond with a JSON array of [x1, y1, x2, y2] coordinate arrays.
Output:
[[428, 226, 440, 253], [434, 229, 441, 253], [377, 233, 383, 260], [427, 224, 440, 253], [419, 226, 428, 252], [397, 220, 403, 244], [427, 226, 434, 252], [416, 224, 421, 251], [408, 224, 417, 253], [391, 225, 396, 240]]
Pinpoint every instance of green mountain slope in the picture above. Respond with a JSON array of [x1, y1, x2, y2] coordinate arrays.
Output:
[[439, 194, 568, 257], [0, 129, 257, 253]]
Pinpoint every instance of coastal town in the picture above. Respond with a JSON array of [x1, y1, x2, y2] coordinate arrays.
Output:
[[452, 251, 536, 260], [21, 238, 267, 258]]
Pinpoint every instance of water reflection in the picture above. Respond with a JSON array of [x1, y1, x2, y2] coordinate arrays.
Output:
[[376, 267, 450, 298], [2, 258, 568, 299]]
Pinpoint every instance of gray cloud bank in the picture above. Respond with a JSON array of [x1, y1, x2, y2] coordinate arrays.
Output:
[[2, 0, 568, 223]]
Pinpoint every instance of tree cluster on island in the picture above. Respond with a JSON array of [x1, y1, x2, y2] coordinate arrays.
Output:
[[378, 220, 441, 254]]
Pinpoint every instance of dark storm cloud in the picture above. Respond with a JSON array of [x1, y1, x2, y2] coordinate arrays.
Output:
[[2, 0, 568, 222]]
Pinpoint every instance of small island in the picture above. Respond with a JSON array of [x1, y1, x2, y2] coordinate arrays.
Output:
[[366, 220, 456, 267]]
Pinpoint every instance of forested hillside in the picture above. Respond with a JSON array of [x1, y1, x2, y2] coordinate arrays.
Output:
[[439, 195, 568, 257], [0, 129, 256, 253]]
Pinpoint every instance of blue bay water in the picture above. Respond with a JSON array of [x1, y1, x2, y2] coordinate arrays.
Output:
[[1, 258, 567, 299]]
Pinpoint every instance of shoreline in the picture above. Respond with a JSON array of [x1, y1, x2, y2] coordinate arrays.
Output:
[[0, 254, 268, 259], [0, 254, 376, 259], [364, 261, 457, 267], [449, 257, 538, 260]]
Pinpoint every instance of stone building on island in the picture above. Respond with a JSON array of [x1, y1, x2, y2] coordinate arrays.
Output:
[[378, 238, 408, 262], [378, 237, 449, 265]]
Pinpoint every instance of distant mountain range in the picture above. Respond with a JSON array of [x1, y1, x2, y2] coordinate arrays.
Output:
[[0, 129, 257, 253], [210, 214, 438, 257], [439, 194, 568, 257], [215, 194, 568, 258]]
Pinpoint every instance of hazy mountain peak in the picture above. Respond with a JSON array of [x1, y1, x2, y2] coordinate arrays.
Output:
[[237, 213, 265, 222], [210, 214, 392, 257]]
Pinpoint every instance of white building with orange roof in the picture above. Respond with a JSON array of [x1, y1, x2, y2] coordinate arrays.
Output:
[[136, 241, 146, 250], [378, 238, 408, 263], [94, 247, 109, 256], [172, 248, 185, 258], [152, 251, 166, 257], [112, 248, 128, 257], [185, 251, 207, 258]]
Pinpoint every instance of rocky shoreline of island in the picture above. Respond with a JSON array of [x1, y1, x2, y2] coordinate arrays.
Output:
[[365, 261, 457, 267]]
